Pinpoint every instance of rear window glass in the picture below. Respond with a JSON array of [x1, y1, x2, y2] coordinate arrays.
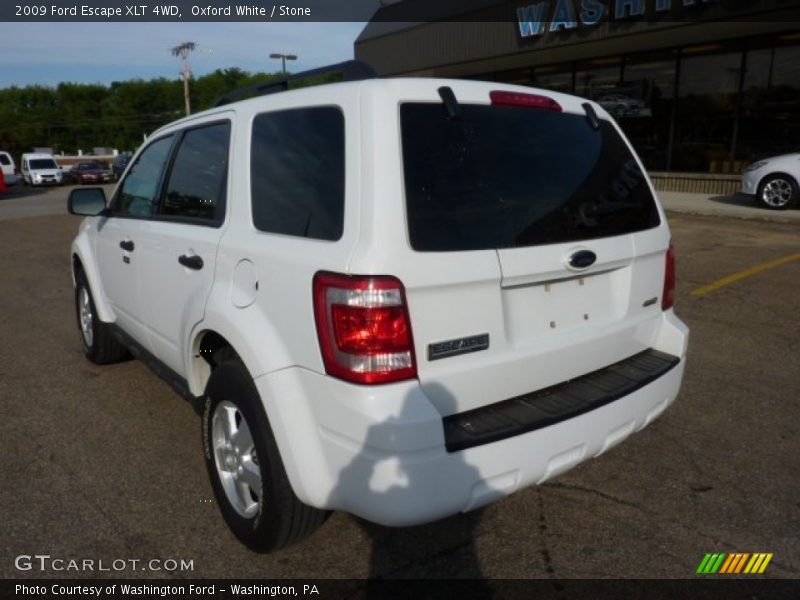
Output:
[[401, 103, 660, 252], [30, 159, 58, 170], [0, 154, 10, 166], [251, 107, 344, 241]]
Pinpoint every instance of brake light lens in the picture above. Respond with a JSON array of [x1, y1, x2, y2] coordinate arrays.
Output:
[[662, 241, 676, 310], [313, 272, 417, 385], [490, 90, 563, 112]]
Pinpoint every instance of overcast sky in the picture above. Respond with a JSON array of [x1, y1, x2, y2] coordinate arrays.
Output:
[[0, 22, 368, 88]]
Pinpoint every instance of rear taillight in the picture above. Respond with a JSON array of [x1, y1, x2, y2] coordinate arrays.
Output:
[[490, 90, 562, 112], [313, 272, 417, 385], [662, 241, 676, 310]]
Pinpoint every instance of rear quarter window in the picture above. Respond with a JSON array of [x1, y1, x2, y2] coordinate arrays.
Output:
[[401, 103, 660, 252], [250, 106, 345, 241]]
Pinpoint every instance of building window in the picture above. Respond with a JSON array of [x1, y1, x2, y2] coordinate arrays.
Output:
[[531, 63, 573, 93], [575, 57, 622, 100], [618, 51, 678, 171], [737, 34, 800, 164], [671, 43, 743, 172]]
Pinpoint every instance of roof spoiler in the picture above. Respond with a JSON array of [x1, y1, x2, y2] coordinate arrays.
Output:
[[214, 60, 378, 107]]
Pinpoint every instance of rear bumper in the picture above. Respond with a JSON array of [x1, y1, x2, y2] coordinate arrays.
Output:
[[256, 311, 688, 526]]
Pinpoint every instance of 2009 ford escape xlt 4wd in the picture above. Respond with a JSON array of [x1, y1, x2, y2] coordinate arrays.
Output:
[[68, 62, 688, 552]]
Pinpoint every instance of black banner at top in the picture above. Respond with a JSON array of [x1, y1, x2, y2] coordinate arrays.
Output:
[[1, 0, 800, 23]]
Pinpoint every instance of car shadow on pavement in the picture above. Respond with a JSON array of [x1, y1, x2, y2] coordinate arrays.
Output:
[[327, 383, 492, 590], [0, 184, 41, 200], [707, 193, 769, 209]]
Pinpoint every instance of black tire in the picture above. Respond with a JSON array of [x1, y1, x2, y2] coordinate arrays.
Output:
[[74, 269, 129, 364], [757, 173, 798, 210], [202, 352, 328, 552]]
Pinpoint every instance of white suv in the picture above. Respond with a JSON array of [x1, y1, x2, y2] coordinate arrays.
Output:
[[68, 62, 688, 552]]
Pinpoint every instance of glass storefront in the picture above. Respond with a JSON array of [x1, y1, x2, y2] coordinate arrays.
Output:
[[490, 32, 800, 174]]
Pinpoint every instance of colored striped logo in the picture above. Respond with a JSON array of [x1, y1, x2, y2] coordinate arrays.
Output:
[[696, 552, 773, 574]]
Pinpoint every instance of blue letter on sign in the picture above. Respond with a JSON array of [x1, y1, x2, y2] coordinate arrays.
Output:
[[550, 0, 578, 31], [615, 0, 645, 18], [517, 2, 550, 37], [580, 0, 606, 24]]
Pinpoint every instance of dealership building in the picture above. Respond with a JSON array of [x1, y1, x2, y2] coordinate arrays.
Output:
[[355, 0, 800, 192]]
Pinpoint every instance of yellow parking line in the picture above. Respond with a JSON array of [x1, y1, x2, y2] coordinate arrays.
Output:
[[691, 253, 800, 297]]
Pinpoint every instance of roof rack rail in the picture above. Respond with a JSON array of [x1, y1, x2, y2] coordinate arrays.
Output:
[[214, 60, 378, 107]]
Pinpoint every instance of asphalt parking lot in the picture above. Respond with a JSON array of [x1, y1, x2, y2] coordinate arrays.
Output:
[[1, 185, 798, 580]]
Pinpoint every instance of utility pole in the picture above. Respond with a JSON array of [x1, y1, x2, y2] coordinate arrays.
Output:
[[171, 41, 196, 116], [269, 53, 297, 74]]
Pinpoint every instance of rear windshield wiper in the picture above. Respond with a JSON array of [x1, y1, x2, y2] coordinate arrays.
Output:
[[582, 102, 600, 131], [438, 86, 462, 120]]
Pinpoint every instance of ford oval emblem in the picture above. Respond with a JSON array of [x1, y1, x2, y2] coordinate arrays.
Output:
[[569, 250, 597, 269]]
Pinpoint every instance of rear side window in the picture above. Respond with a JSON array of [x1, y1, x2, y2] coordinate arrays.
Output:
[[401, 103, 660, 251], [0, 154, 10, 166], [251, 107, 344, 241], [162, 122, 230, 222]]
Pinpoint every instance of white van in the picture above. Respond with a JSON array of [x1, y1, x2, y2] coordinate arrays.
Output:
[[21, 153, 63, 186], [0, 151, 18, 186]]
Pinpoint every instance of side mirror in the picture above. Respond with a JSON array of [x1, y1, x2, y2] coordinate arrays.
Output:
[[68, 187, 107, 216]]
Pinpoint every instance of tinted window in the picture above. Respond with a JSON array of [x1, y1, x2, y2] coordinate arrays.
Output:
[[251, 107, 344, 240], [74, 163, 103, 171], [401, 103, 660, 251], [0, 154, 10, 166], [162, 122, 230, 222], [116, 136, 173, 217], [30, 159, 58, 169]]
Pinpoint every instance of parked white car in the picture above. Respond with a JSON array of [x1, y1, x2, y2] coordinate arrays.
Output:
[[741, 152, 800, 210], [68, 62, 688, 552], [0, 150, 19, 186]]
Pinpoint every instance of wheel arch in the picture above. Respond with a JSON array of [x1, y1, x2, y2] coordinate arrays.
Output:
[[186, 311, 294, 398], [71, 240, 115, 323], [758, 171, 799, 191]]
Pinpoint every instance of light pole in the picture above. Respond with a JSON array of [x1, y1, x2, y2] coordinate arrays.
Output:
[[270, 53, 297, 74], [171, 41, 196, 116]]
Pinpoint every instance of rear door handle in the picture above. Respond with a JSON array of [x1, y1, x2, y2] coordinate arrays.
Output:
[[119, 240, 134, 252], [178, 254, 204, 270]]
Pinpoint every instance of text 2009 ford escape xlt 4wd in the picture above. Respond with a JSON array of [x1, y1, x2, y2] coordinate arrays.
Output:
[[68, 62, 688, 552]]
